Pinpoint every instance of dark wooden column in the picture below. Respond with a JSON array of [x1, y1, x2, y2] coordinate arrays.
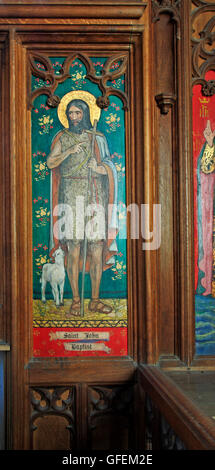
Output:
[[152, 2, 181, 365]]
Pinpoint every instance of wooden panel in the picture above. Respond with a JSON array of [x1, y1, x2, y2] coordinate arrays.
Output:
[[8, 27, 145, 368], [32, 415, 71, 450], [5, 23, 146, 449], [144, 393, 186, 450], [88, 383, 135, 450], [29, 358, 136, 385], [30, 387, 76, 450]]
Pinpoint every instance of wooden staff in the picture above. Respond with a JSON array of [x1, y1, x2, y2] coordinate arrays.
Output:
[[80, 119, 99, 317]]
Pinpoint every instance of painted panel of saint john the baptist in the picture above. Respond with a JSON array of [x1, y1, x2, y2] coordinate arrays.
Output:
[[31, 56, 128, 357]]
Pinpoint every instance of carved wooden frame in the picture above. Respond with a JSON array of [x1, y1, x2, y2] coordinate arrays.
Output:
[[0, 1, 147, 20], [1, 22, 150, 448], [191, 0, 215, 95], [19, 25, 145, 360], [28, 51, 129, 110]]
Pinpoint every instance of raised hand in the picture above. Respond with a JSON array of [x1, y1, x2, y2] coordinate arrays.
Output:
[[204, 120, 215, 147], [71, 142, 85, 154]]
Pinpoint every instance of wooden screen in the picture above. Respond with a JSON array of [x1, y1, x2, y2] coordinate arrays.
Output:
[[1, 0, 215, 452], [0, 10, 147, 449]]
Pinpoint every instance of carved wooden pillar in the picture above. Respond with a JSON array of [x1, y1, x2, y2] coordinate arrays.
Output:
[[0, 34, 10, 351], [152, 1, 181, 364]]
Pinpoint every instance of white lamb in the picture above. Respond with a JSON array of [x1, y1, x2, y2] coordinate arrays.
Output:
[[41, 246, 65, 307]]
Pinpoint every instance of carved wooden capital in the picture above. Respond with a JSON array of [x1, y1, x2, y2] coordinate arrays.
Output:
[[155, 93, 177, 114], [152, 0, 181, 38]]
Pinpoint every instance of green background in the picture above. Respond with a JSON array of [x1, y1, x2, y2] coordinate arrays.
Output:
[[32, 57, 127, 300]]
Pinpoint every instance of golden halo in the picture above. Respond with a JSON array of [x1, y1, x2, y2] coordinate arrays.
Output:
[[57, 90, 101, 128]]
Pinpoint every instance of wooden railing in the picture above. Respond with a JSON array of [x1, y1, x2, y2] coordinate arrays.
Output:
[[138, 365, 215, 450]]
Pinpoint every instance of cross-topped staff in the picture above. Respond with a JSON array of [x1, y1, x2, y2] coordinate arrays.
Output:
[[80, 119, 103, 317]]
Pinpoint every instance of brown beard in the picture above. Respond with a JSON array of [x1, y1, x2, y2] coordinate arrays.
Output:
[[69, 119, 85, 134]]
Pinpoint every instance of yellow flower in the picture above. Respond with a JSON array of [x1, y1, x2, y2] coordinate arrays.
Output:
[[43, 116, 49, 124], [39, 163, 46, 171], [35, 255, 47, 265], [35, 207, 49, 218], [110, 114, 117, 123], [72, 71, 85, 81], [40, 209, 46, 216], [35, 254, 49, 267], [116, 261, 122, 270], [115, 163, 122, 172]]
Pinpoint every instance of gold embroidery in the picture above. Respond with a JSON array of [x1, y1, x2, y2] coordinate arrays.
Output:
[[200, 143, 215, 174]]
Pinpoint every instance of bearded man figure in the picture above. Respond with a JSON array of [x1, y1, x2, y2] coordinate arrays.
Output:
[[46, 93, 118, 316]]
